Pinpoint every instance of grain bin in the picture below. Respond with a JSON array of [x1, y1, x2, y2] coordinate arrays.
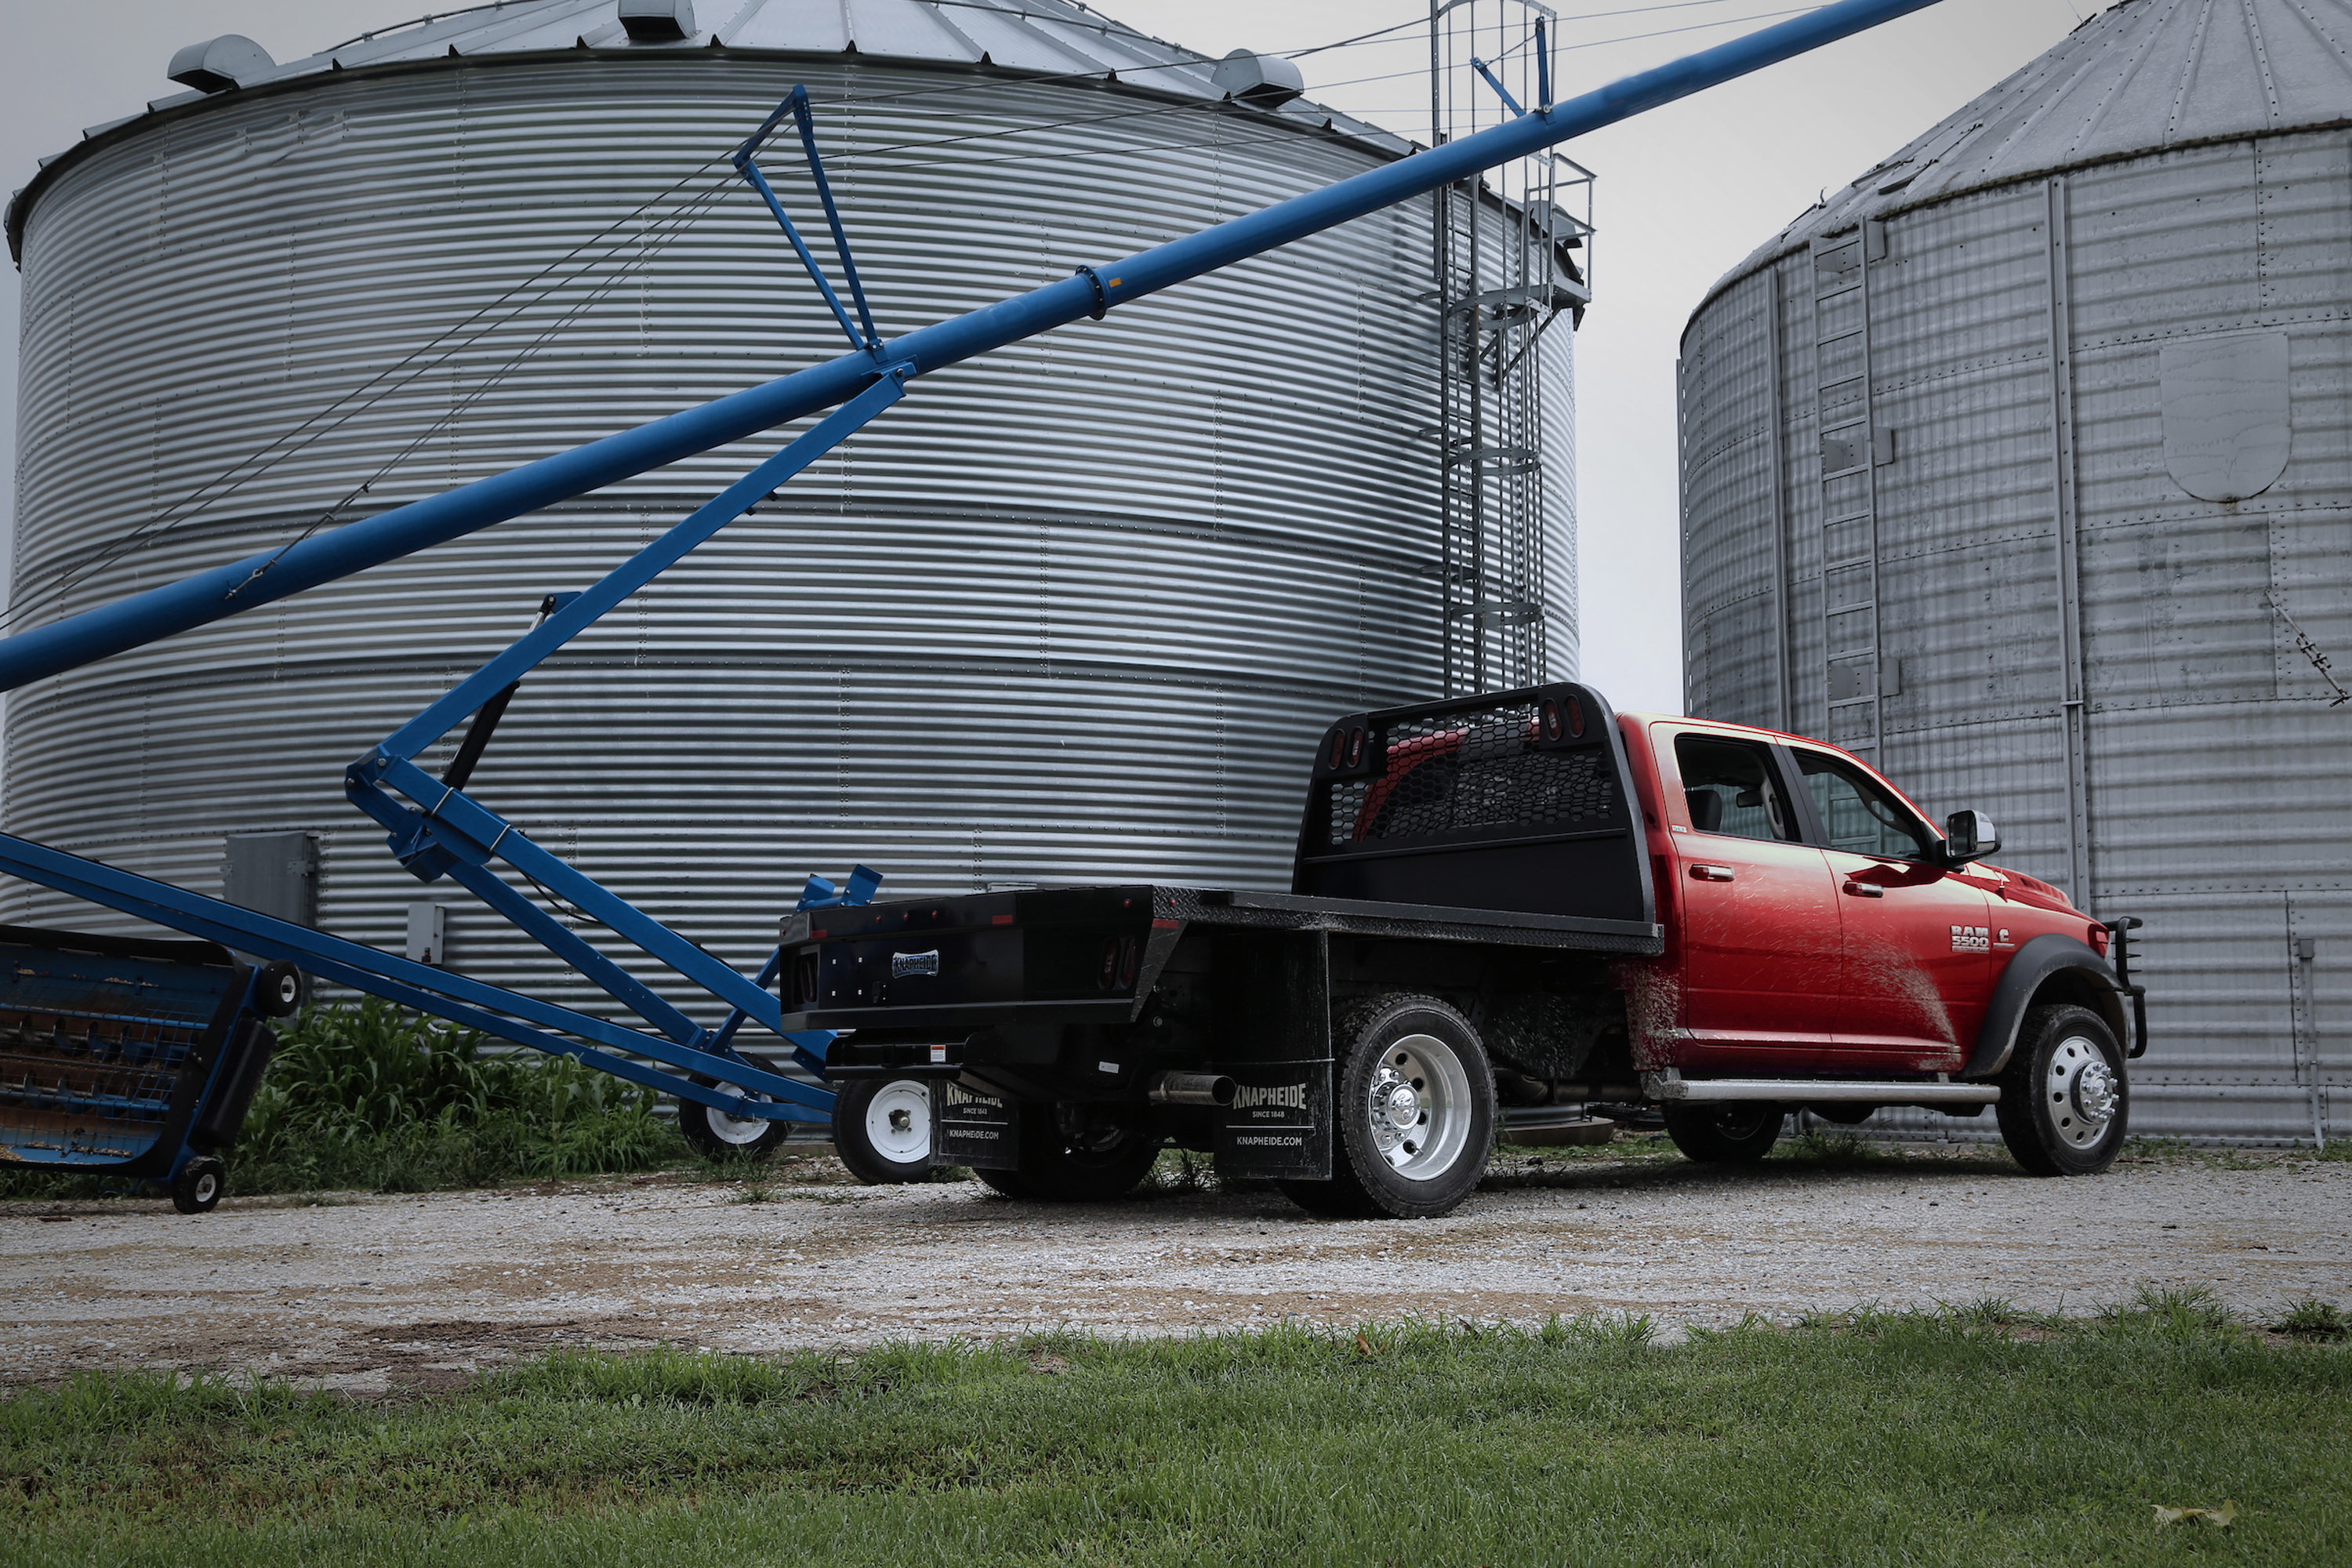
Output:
[[5, 0, 1581, 1011], [1677, 0, 2352, 1142]]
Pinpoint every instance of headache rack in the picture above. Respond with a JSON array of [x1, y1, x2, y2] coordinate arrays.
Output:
[[1293, 682, 1656, 932]]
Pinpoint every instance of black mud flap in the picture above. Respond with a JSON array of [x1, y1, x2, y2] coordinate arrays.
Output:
[[931, 1081, 1019, 1170], [190, 1019, 277, 1153], [1214, 1060, 1333, 1180]]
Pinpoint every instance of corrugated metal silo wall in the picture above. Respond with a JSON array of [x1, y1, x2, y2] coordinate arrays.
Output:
[[1681, 130, 2352, 1143], [8, 57, 1573, 1026]]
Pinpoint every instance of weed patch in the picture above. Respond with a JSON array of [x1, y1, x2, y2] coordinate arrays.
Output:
[[2275, 1298, 2348, 1340]]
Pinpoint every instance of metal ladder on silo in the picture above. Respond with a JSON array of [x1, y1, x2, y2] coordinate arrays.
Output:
[[1429, 1, 1587, 697], [1434, 158, 1487, 696], [1809, 220, 1890, 757]]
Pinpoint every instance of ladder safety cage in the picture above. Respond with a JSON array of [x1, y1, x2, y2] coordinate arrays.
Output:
[[1431, 0, 1592, 698]]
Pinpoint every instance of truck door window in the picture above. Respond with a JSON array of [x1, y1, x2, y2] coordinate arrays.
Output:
[[1796, 751, 1934, 860], [1673, 735, 1797, 843]]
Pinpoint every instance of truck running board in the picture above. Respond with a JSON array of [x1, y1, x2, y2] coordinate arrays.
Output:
[[1643, 1073, 1999, 1105]]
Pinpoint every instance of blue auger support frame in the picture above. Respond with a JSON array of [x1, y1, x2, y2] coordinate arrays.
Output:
[[0, 0, 1949, 1159], [0, 110, 916, 1142]]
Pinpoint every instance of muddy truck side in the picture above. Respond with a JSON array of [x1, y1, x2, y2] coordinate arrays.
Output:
[[782, 684, 2145, 1218]]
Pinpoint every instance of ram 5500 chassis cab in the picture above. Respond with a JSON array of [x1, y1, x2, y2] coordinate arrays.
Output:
[[781, 685, 2145, 1218]]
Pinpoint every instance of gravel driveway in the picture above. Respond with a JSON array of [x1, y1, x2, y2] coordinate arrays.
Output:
[[3, 1143, 2344, 1391]]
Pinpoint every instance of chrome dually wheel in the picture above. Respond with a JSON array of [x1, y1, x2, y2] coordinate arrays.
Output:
[[1283, 993, 1495, 1221], [1366, 1033, 1475, 1181], [1997, 1003, 2128, 1176], [2047, 1033, 2120, 1150]]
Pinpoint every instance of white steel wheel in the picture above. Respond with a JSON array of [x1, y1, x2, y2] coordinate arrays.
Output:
[[831, 1077, 937, 1185], [703, 1102, 775, 1146], [865, 1080, 931, 1164], [678, 1073, 789, 1160], [1365, 1033, 1475, 1181]]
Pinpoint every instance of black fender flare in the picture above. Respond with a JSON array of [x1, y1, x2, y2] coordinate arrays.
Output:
[[1965, 934, 2129, 1080]]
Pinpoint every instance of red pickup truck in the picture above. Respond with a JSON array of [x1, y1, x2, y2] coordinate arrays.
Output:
[[784, 684, 2144, 1218]]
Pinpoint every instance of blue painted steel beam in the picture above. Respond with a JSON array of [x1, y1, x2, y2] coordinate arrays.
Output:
[[0, 0, 1942, 692], [785, 87, 881, 350], [1472, 59, 1526, 118]]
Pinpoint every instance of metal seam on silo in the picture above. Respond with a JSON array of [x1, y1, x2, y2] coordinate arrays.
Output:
[[1764, 269, 1791, 733], [2043, 172, 2092, 909]]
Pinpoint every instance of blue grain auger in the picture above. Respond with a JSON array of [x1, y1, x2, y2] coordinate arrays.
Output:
[[0, 0, 1941, 1211]]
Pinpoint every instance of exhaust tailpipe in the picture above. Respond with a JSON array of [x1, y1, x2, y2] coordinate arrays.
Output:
[[1148, 1071, 1236, 1107]]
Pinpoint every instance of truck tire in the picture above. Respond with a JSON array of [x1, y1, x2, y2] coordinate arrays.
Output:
[[1661, 1102, 1784, 1163], [677, 1075, 790, 1162], [1282, 993, 1494, 1221], [977, 1105, 1161, 1202], [832, 1078, 933, 1185], [169, 1156, 226, 1215], [1996, 1004, 2128, 1176]]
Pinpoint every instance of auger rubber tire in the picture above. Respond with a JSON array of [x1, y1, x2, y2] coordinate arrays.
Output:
[[252, 961, 305, 1019], [677, 1074, 791, 1162], [170, 1156, 226, 1215], [977, 1105, 1161, 1202]]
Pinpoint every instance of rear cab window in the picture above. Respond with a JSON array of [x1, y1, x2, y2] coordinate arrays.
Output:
[[1673, 733, 1799, 844]]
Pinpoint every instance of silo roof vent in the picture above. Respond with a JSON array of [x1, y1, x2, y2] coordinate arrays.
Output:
[[166, 34, 275, 93], [619, 0, 695, 42], [1210, 49, 1304, 110]]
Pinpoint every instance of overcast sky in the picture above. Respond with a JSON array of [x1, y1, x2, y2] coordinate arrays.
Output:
[[2, 0, 2089, 715]]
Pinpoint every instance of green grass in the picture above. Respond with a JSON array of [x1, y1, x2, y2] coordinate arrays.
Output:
[[2, 1295, 2345, 1566]]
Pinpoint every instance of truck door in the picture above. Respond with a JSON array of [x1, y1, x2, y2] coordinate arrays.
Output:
[[1789, 746, 1991, 1069], [1664, 729, 1842, 1062]]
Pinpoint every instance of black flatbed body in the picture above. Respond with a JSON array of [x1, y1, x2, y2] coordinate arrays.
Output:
[[779, 882, 1664, 1036]]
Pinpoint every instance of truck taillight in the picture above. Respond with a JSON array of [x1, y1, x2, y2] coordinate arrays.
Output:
[[1541, 699, 1563, 740], [1327, 729, 1346, 768], [2089, 924, 2109, 957], [1346, 727, 1365, 768]]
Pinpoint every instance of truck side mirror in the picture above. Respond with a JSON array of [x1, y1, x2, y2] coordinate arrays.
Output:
[[1944, 808, 2000, 864]]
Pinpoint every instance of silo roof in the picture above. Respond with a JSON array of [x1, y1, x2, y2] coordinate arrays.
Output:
[[1692, 0, 2352, 320], [9, 0, 1414, 263]]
